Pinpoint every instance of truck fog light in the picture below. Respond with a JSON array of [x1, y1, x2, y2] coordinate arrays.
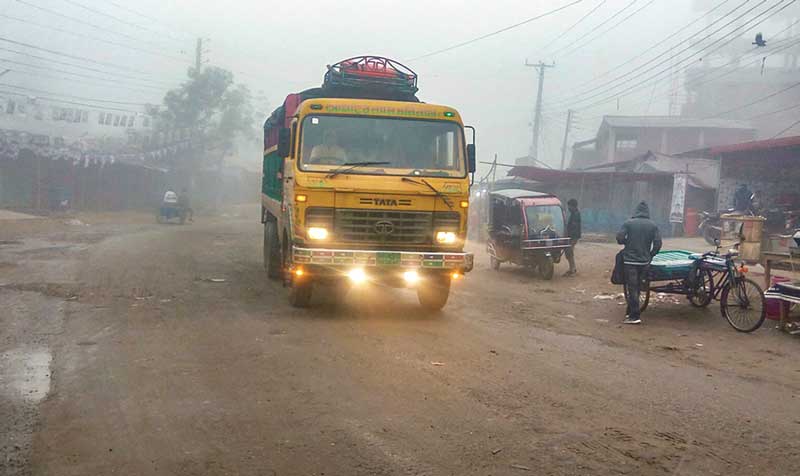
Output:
[[436, 231, 457, 244], [347, 268, 367, 284], [307, 227, 328, 240], [403, 270, 420, 285]]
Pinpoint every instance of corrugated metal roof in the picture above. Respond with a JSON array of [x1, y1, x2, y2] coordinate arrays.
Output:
[[708, 135, 800, 155], [602, 116, 754, 130]]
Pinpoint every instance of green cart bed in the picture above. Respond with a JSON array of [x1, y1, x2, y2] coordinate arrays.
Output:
[[648, 250, 698, 281]]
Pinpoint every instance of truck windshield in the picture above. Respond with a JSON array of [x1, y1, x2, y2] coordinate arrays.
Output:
[[299, 115, 465, 178], [525, 205, 565, 236]]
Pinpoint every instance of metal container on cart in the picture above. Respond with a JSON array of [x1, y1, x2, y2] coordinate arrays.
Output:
[[720, 214, 765, 263]]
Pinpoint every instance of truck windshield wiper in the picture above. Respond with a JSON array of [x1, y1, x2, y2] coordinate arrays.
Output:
[[326, 161, 390, 178], [402, 177, 454, 210]]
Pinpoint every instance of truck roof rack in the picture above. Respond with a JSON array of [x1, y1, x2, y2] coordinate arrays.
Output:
[[323, 56, 419, 100]]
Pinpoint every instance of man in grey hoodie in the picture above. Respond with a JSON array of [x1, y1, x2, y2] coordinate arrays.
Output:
[[616, 202, 662, 324]]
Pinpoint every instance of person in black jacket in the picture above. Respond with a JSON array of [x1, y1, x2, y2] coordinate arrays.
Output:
[[616, 201, 662, 324], [563, 198, 581, 277]]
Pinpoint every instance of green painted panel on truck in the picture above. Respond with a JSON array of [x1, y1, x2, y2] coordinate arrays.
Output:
[[262, 150, 284, 201]]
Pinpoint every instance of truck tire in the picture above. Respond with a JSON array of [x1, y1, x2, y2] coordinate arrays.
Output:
[[263, 221, 281, 280], [417, 274, 451, 312], [288, 280, 313, 308]]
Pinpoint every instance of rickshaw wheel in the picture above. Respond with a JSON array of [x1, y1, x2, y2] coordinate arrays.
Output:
[[490, 256, 501, 271], [539, 258, 555, 280], [688, 270, 714, 308]]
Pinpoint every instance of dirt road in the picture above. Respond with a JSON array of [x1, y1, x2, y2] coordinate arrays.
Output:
[[2, 209, 799, 476]]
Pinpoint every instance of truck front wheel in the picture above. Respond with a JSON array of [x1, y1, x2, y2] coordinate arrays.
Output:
[[417, 274, 451, 312], [263, 221, 281, 280], [288, 279, 313, 308]]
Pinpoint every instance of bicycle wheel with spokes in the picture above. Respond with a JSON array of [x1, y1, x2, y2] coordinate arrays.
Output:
[[720, 278, 766, 333]]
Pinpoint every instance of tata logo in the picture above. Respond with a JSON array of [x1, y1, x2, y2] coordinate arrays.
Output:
[[359, 198, 412, 207], [374, 221, 395, 235]]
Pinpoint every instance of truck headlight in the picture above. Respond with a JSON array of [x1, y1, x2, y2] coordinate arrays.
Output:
[[307, 227, 329, 240], [435, 231, 457, 244]]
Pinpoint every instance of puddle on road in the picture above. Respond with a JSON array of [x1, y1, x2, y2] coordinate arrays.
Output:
[[0, 346, 52, 403]]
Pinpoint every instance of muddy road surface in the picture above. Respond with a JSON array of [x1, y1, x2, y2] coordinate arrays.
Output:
[[2, 209, 799, 476]]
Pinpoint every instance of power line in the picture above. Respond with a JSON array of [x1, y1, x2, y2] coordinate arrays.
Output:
[[0, 58, 168, 92], [406, 0, 585, 62], [0, 36, 185, 80], [545, 0, 762, 108], [0, 13, 191, 64], [544, 0, 739, 99], [2, 67, 163, 97], [0, 88, 145, 113], [105, 0, 194, 39], [576, 30, 800, 119], [771, 118, 800, 137], [0, 46, 180, 86], [548, 0, 640, 57], [14, 0, 181, 51], [554, 0, 658, 60], [537, 0, 608, 54], [547, 0, 792, 111], [0, 82, 150, 105], [57, 0, 183, 41]]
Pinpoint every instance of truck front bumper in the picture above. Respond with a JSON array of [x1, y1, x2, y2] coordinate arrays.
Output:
[[292, 247, 474, 273]]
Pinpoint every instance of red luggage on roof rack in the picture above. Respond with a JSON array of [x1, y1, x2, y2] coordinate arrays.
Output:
[[323, 56, 418, 97]]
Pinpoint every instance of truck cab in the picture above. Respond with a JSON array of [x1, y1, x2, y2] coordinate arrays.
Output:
[[261, 57, 476, 309]]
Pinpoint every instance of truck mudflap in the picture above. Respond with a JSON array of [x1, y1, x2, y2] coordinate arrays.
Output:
[[293, 247, 474, 272]]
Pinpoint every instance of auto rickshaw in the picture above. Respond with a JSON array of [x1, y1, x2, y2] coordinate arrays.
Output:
[[487, 189, 571, 280]]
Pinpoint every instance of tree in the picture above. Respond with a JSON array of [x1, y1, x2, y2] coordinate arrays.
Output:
[[160, 66, 255, 151]]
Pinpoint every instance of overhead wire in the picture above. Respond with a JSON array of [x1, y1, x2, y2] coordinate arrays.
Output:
[[57, 0, 183, 41], [537, 0, 608, 54], [0, 58, 169, 92], [554, 0, 658, 60], [0, 37, 186, 82], [0, 14, 191, 64], [0, 82, 151, 105], [0, 46, 182, 85], [545, 0, 771, 108], [406, 0, 585, 62], [548, 0, 641, 57], [771, 118, 800, 137], [0, 88, 145, 113], [576, 29, 800, 120], [547, 0, 794, 111], [14, 0, 183, 51]]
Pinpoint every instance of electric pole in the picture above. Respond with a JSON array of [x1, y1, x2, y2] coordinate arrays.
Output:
[[526, 60, 555, 166], [560, 109, 574, 170], [195, 38, 204, 72]]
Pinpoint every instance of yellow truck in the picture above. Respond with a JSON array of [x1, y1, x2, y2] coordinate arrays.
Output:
[[261, 56, 475, 309]]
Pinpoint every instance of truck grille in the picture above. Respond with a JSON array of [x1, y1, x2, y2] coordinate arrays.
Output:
[[335, 209, 433, 244]]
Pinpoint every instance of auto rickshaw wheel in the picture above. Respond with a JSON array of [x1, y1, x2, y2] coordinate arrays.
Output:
[[539, 257, 555, 280], [490, 256, 501, 271]]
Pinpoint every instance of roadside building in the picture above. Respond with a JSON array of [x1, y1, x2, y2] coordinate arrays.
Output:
[[569, 116, 756, 169]]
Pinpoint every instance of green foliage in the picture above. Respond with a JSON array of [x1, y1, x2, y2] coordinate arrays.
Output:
[[160, 66, 255, 148]]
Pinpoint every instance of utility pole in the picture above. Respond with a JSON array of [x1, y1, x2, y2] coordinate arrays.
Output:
[[195, 38, 204, 72], [526, 60, 555, 166], [559, 109, 574, 170]]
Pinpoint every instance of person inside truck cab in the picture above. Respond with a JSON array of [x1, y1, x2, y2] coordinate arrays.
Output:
[[309, 129, 347, 164]]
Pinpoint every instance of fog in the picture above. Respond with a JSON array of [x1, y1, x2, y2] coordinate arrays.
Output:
[[2, 0, 798, 175]]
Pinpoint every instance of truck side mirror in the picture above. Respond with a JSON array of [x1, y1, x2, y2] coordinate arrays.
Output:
[[277, 127, 291, 158], [467, 144, 476, 173]]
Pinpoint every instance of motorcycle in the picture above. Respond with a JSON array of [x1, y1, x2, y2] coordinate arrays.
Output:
[[156, 203, 186, 224], [698, 209, 726, 245]]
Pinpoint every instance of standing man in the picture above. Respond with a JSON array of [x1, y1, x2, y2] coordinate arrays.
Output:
[[563, 198, 581, 277], [616, 201, 662, 325]]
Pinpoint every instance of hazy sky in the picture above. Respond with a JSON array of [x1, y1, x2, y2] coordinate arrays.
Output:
[[1, 0, 797, 173]]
